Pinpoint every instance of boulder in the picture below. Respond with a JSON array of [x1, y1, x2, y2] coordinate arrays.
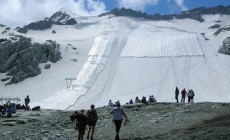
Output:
[[44, 64, 51, 69], [17, 119, 29, 124]]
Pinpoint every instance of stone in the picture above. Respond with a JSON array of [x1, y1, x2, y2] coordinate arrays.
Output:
[[2, 121, 17, 126], [44, 64, 51, 69], [17, 119, 29, 124], [2, 131, 13, 136]]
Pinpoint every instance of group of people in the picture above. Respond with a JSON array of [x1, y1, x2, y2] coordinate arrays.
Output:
[[0, 103, 16, 118], [0, 95, 31, 118], [134, 95, 157, 105], [71, 102, 128, 140], [108, 95, 157, 107], [175, 87, 195, 104], [70, 104, 98, 140]]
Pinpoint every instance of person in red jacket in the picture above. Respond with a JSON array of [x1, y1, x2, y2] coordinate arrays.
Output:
[[181, 88, 187, 104]]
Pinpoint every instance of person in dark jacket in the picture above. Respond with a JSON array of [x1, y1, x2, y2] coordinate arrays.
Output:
[[74, 109, 88, 140], [141, 96, 148, 105], [175, 87, 179, 103], [24, 95, 30, 111], [87, 104, 98, 140]]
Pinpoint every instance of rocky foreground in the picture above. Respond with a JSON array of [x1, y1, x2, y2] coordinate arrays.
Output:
[[1, 102, 230, 140]]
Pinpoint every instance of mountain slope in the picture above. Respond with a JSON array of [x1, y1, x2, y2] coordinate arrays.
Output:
[[0, 7, 230, 110]]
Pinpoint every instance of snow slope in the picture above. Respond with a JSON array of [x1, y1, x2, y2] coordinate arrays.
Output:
[[1, 14, 230, 110]]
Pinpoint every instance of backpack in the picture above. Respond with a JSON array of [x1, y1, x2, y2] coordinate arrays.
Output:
[[87, 110, 98, 122], [70, 114, 76, 122], [76, 113, 88, 125]]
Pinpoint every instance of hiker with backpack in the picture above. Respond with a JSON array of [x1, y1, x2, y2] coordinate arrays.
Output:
[[87, 104, 98, 140], [187, 89, 195, 103], [70, 109, 88, 140], [110, 102, 128, 140]]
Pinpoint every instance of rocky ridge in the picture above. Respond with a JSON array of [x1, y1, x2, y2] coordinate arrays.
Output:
[[16, 10, 78, 33], [1, 102, 230, 140], [218, 36, 230, 55], [100, 5, 230, 22], [0, 35, 61, 85]]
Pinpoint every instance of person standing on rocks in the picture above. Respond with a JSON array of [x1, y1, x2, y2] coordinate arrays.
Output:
[[110, 102, 128, 140], [188, 89, 195, 103], [181, 88, 187, 104], [175, 87, 179, 103], [24, 95, 30, 111], [87, 104, 98, 140]]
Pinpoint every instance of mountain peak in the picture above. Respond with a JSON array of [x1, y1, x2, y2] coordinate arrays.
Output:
[[16, 9, 78, 33], [50, 9, 74, 22], [57, 8, 77, 16]]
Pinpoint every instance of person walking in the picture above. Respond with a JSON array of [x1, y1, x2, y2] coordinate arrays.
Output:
[[175, 87, 179, 103], [181, 88, 187, 104], [87, 104, 98, 140], [75, 109, 88, 140], [24, 95, 30, 111], [110, 102, 128, 140]]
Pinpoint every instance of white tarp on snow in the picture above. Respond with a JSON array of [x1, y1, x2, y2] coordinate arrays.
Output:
[[73, 34, 116, 88], [120, 34, 204, 57]]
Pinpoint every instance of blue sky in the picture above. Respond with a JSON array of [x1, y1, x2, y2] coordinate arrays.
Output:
[[102, 0, 230, 15], [0, 0, 229, 27]]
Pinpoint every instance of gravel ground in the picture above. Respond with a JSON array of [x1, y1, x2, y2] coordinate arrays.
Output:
[[1, 102, 230, 140]]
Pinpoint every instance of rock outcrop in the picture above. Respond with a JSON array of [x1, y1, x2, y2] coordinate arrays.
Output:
[[214, 25, 230, 36], [100, 5, 230, 22], [16, 10, 78, 33], [0, 35, 61, 85], [218, 36, 230, 55]]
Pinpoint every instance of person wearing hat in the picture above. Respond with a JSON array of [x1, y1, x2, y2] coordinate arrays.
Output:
[[86, 104, 98, 140], [110, 102, 128, 140]]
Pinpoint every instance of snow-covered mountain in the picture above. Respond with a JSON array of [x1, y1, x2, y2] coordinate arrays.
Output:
[[16, 8, 78, 33], [1, 6, 230, 110]]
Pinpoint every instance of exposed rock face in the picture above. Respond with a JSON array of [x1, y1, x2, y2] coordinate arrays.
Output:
[[0, 36, 61, 85], [214, 25, 230, 36], [208, 24, 221, 29], [100, 5, 230, 22], [50, 11, 77, 25], [0, 23, 5, 27], [218, 36, 230, 55], [16, 11, 78, 33]]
